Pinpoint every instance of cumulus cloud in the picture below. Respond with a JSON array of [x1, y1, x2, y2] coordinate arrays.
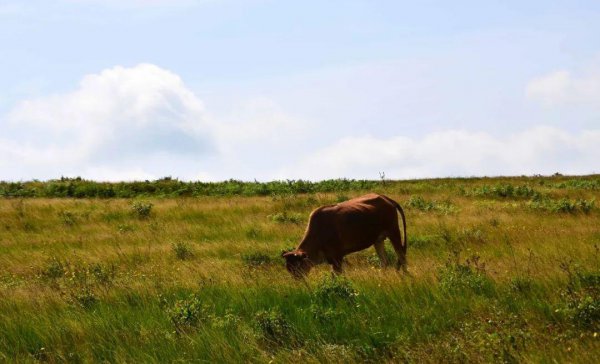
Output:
[[0, 63, 308, 181], [2, 62, 598, 182], [281, 127, 600, 180], [1, 63, 214, 180]]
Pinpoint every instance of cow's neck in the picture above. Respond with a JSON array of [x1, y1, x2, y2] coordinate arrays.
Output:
[[297, 239, 324, 264]]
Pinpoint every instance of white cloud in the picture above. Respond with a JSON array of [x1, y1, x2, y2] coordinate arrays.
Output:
[[2, 63, 598, 182], [527, 63, 600, 108], [0, 63, 307, 181], [281, 127, 600, 180], [1, 63, 214, 180]]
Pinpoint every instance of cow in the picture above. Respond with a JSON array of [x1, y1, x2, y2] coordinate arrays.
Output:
[[281, 193, 407, 278]]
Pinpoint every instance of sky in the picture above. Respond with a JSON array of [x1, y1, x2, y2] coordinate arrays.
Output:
[[0, 0, 599, 181]]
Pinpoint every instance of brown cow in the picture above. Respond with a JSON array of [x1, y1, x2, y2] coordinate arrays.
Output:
[[282, 193, 407, 278]]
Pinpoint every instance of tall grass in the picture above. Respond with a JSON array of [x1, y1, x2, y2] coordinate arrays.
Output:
[[0, 175, 599, 362]]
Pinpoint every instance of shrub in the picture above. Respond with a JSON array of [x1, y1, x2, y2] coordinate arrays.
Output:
[[407, 195, 435, 211], [172, 242, 194, 260], [558, 268, 600, 330], [167, 294, 208, 332], [469, 184, 540, 199], [41, 258, 66, 279], [309, 304, 342, 323], [254, 308, 292, 346], [406, 195, 457, 214], [528, 198, 595, 214], [313, 274, 359, 305], [438, 254, 494, 296], [72, 286, 97, 309], [131, 201, 153, 219]]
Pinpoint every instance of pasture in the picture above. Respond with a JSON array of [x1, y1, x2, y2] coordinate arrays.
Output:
[[1, 175, 599, 363]]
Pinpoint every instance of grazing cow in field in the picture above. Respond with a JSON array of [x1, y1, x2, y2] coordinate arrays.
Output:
[[282, 193, 407, 278]]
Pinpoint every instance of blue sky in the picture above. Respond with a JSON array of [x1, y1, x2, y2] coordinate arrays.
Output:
[[1, 0, 599, 181]]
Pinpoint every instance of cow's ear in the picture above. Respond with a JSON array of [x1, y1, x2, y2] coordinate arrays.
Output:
[[282, 251, 294, 259]]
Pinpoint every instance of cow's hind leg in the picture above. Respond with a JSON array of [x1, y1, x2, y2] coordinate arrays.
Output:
[[388, 228, 407, 272], [329, 256, 344, 274], [374, 234, 389, 267]]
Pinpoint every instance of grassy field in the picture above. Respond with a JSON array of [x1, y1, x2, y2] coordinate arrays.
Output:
[[1, 175, 599, 363]]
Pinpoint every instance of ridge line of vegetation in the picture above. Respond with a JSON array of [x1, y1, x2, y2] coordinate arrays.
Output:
[[2, 174, 599, 198]]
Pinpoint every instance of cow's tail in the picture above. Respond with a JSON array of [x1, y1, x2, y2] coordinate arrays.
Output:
[[384, 195, 407, 255]]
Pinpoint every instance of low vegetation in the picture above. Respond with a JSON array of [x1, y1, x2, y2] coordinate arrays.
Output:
[[0, 174, 599, 362]]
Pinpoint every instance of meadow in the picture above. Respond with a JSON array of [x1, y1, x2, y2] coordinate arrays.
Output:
[[0, 175, 599, 363]]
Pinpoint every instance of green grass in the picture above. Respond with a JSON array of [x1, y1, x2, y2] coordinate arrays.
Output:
[[0, 175, 599, 362]]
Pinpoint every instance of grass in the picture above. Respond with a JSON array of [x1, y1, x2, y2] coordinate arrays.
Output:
[[0, 175, 599, 362]]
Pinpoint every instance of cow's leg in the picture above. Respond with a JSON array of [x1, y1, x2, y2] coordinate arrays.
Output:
[[388, 228, 407, 272], [330, 256, 344, 274], [374, 235, 389, 267]]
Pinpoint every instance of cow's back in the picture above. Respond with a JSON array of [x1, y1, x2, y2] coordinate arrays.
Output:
[[330, 194, 398, 254]]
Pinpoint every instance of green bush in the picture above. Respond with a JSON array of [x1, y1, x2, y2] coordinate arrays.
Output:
[[468, 184, 540, 199], [41, 258, 66, 279], [406, 195, 457, 214], [167, 294, 208, 332], [528, 198, 595, 213], [313, 274, 359, 305], [72, 286, 97, 309], [438, 254, 494, 296], [559, 269, 600, 330], [254, 307, 292, 346], [172, 242, 194, 260], [131, 201, 153, 219]]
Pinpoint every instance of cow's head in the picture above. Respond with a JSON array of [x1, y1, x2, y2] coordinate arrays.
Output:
[[281, 250, 312, 278]]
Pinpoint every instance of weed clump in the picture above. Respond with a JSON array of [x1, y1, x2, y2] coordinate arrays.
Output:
[[72, 286, 98, 309], [406, 195, 457, 214], [467, 184, 540, 199], [168, 294, 208, 332], [313, 274, 359, 305], [172, 242, 194, 260], [131, 201, 153, 219], [557, 265, 600, 330], [438, 254, 494, 296], [254, 307, 293, 347], [529, 198, 595, 213], [41, 258, 66, 279]]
